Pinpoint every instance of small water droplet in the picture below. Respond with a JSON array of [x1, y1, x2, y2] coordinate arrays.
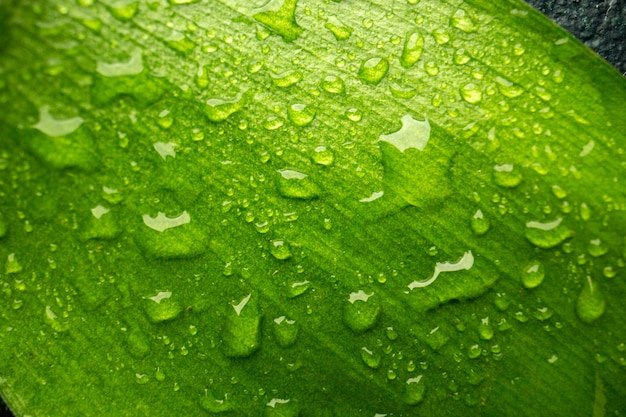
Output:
[[263, 116, 284, 131], [276, 169, 320, 199], [580, 202, 591, 220], [311, 146, 334, 166], [432, 28, 450, 44], [360, 347, 381, 369], [588, 239, 608, 257], [493, 164, 522, 187], [576, 277, 606, 323], [471, 209, 490, 235], [273, 316, 298, 347], [400, 31, 424, 68], [135, 373, 149, 385], [424, 61, 439, 76], [345, 107, 362, 122], [522, 261, 545, 289], [478, 318, 493, 340], [5, 253, 22, 274], [525, 218, 571, 249], [321, 75, 345, 94], [343, 290, 380, 334], [270, 239, 292, 260], [358, 57, 389, 85], [467, 344, 482, 359]]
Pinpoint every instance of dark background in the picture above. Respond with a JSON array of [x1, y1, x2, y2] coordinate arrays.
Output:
[[0, 1, 624, 417]]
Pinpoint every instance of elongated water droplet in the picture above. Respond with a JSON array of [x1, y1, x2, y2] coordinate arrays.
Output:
[[273, 316, 298, 347], [5, 253, 22, 274], [108, 1, 138, 21], [400, 31, 424, 68], [471, 209, 490, 235], [361, 347, 381, 369], [253, 0, 303, 42], [495, 76, 524, 98], [493, 164, 522, 187], [403, 375, 426, 405], [343, 290, 380, 334], [265, 398, 299, 417], [287, 103, 316, 126], [325, 16, 352, 40], [222, 294, 262, 358], [276, 169, 320, 199], [522, 261, 545, 289], [205, 90, 247, 122], [358, 57, 389, 85], [576, 277, 606, 323], [408, 251, 474, 289], [525, 218, 570, 249], [271, 70, 303, 87], [478, 317, 493, 340]]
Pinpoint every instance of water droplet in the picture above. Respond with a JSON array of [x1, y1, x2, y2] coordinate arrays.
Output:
[[273, 316, 298, 347], [143, 291, 183, 323], [389, 83, 417, 99], [136, 211, 207, 258], [343, 290, 380, 334], [287, 103, 316, 126], [325, 16, 352, 40], [588, 239, 608, 257], [493, 164, 522, 188], [44, 306, 69, 332], [400, 31, 424, 68], [222, 294, 262, 358], [534, 307, 553, 321], [360, 347, 381, 369], [135, 373, 149, 385], [408, 251, 474, 289], [379, 114, 430, 153], [470, 209, 490, 236], [311, 145, 334, 166], [28, 106, 97, 170], [265, 398, 300, 417], [270, 240, 292, 260], [288, 280, 310, 298], [453, 48, 471, 65], [386, 327, 398, 341], [450, 9, 477, 33], [432, 28, 450, 44], [403, 375, 426, 405], [168, 0, 200, 4], [205, 90, 247, 122], [478, 318, 493, 340], [276, 169, 320, 199], [5, 253, 22, 274], [495, 76, 524, 98], [345, 107, 362, 122], [108, 1, 138, 21], [468, 344, 482, 359], [321, 75, 345, 94], [253, 0, 303, 42], [81, 205, 119, 241], [153, 141, 177, 160], [576, 277, 606, 323], [425, 61, 439, 76], [522, 261, 545, 289], [580, 203, 591, 220], [524, 218, 571, 249], [358, 57, 389, 85], [199, 391, 233, 413], [263, 116, 285, 130], [460, 83, 482, 104], [271, 70, 303, 87]]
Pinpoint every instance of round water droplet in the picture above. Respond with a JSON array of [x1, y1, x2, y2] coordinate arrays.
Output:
[[425, 61, 439, 76], [135, 373, 149, 385], [522, 261, 545, 289], [495, 76, 524, 98], [460, 83, 482, 104], [343, 290, 380, 334], [403, 375, 426, 405], [345, 107, 362, 122], [321, 75, 345, 94], [470, 209, 490, 235], [358, 57, 389, 85], [468, 344, 482, 359], [136, 211, 207, 259], [400, 31, 424, 68], [276, 169, 320, 199], [270, 240, 292, 260], [453, 48, 471, 65], [360, 347, 381, 369], [288, 280, 310, 298], [287, 103, 316, 126], [534, 307, 553, 321], [576, 277, 606, 323], [311, 146, 334, 166], [390, 83, 417, 99], [478, 318, 493, 340], [450, 9, 477, 33], [588, 239, 608, 257], [524, 218, 570, 249], [221, 294, 262, 358], [273, 316, 298, 347]]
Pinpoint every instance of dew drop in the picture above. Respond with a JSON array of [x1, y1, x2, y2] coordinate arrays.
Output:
[[288, 280, 310, 298], [358, 57, 389, 85], [253, 0, 303, 42], [5, 253, 22, 274], [495, 76, 524, 98], [311, 145, 334, 166], [271, 70, 303, 88], [287, 103, 316, 126], [460, 83, 482, 104], [403, 375, 426, 405], [276, 169, 320, 199], [108, 1, 138, 21], [222, 294, 262, 358], [143, 291, 183, 323], [379, 114, 430, 153], [424, 61, 439, 76], [580, 202, 591, 221], [325, 16, 352, 40], [343, 290, 380, 334], [478, 318, 494, 340], [199, 391, 233, 413], [522, 261, 545, 289], [136, 211, 207, 259], [361, 347, 381, 369], [493, 164, 522, 188], [588, 239, 608, 258], [400, 31, 424, 68], [270, 239, 292, 260], [345, 107, 362, 122], [470, 209, 490, 236], [389, 83, 417, 99], [450, 9, 477, 33], [576, 277, 606, 323], [524, 218, 571, 249], [273, 316, 298, 347], [321, 75, 345, 94], [205, 90, 247, 122]]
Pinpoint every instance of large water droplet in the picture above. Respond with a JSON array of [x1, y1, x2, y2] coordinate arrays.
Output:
[[460, 83, 482, 104], [576, 277, 606, 323], [495, 76, 524, 98], [522, 261, 545, 289], [450, 9, 477, 33], [143, 291, 183, 323], [253, 0, 303, 42], [222, 294, 262, 358], [403, 375, 426, 405], [493, 164, 522, 188], [81, 205, 119, 241], [524, 218, 571, 249], [400, 31, 424, 68], [205, 90, 247, 122], [408, 251, 474, 289], [287, 103, 316, 126], [136, 211, 207, 258], [28, 106, 97, 170], [271, 70, 303, 88], [108, 0, 139, 21], [270, 240, 292, 260], [379, 114, 430, 152], [325, 16, 352, 40], [276, 169, 320, 199], [153, 142, 177, 160], [358, 57, 389, 85], [343, 290, 380, 334], [360, 347, 381, 369], [96, 48, 143, 77], [273, 316, 298, 347], [321, 75, 345, 94]]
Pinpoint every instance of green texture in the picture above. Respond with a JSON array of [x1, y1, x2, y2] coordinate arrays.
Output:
[[0, 0, 625, 416]]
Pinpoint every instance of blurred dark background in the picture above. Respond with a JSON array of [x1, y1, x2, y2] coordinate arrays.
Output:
[[0, 1, 624, 417]]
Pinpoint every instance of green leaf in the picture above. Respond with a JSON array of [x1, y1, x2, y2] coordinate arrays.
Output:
[[1, 0, 625, 416]]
